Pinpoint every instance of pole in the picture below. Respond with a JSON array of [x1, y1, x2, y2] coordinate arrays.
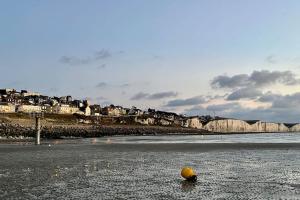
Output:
[[35, 117, 41, 145]]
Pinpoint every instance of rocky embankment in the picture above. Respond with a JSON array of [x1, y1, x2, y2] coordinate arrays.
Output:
[[0, 122, 209, 139]]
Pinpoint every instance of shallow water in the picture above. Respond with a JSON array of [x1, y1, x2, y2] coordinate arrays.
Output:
[[1, 133, 300, 199], [95, 132, 300, 144]]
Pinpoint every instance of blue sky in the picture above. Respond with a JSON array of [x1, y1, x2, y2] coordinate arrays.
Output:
[[1, 0, 300, 122]]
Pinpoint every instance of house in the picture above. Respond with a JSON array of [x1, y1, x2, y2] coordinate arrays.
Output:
[[158, 118, 173, 126], [116, 106, 127, 115], [134, 116, 155, 125], [53, 104, 79, 115], [90, 105, 101, 116], [102, 105, 125, 116], [17, 105, 42, 113], [59, 96, 72, 104], [149, 109, 179, 121], [84, 106, 91, 116], [50, 99, 59, 106], [73, 100, 84, 108], [21, 91, 40, 97], [0, 103, 16, 113], [44, 104, 54, 113], [128, 106, 144, 116], [2, 96, 22, 105], [36, 95, 50, 104], [0, 89, 16, 95]]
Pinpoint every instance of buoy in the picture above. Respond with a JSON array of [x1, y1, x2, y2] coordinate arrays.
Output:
[[181, 167, 197, 181]]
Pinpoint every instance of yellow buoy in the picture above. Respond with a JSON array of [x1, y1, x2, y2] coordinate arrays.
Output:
[[181, 167, 197, 181]]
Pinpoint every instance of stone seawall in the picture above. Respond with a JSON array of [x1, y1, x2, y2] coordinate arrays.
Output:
[[0, 122, 209, 138]]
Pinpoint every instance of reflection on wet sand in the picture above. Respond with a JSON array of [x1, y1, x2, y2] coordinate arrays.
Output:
[[0, 135, 300, 199], [181, 180, 197, 192]]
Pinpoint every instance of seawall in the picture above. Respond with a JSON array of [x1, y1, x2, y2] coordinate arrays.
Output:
[[0, 122, 210, 139]]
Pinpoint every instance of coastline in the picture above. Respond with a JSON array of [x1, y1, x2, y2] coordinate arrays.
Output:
[[0, 122, 210, 139], [1, 122, 300, 141], [1, 113, 299, 142]]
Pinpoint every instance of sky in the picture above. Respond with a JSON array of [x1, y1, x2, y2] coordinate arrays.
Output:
[[1, 0, 300, 122]]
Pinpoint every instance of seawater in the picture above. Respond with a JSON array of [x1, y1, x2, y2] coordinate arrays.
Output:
[[0, 133, 300, 199], [96, 132, 300, 144]]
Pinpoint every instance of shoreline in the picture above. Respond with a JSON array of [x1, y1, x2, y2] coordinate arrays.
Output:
[[1, 123, 299, 140], [1, 113, 299, 141], [0, 129, 299, 145], [1, 139, 300, 150], [0, 123, 210, 139], [0, 123, 298, 141]]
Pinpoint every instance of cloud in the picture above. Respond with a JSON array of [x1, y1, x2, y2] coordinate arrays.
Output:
[[257, 92, 282, 102], [130, 91, 178, 100], [94, 49, 111, 59], [225, 105, 300, 123], [211, 74, 249, 89], [250, 70, 299, 86], [97, 64, 106, 70], [211, 70, 300, 89], [265, 55, 276, 64], [120, 83, 130, 88], [95, 82, 131, 89], [130, 92, 149, 100], [184, 103, 242, 116], [183, 92, 300, 122], [59, 56, 91, 65], [270, 92, 300, 109], [206, 102, 242, 112], [95, 96, 107, 101], [152, 55, 164, 60], [147, 91, 178, 100], [95, 82, 108, 88], [184, 105, 208, 116], [165, 96, 206, 107], [59, 49, 112, 66], [184, 100, 300, 122], [226, 87, 262, 100]]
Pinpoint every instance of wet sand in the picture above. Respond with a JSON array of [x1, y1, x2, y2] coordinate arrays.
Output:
[[97, 142, 300, 152], [1, 135, 300, 199]]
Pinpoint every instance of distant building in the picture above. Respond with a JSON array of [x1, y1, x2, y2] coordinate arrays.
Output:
[[128, 106, 144, 116], [102, 105, 126, 116], [59, 96, 72, 104], [53, 104, 79, 115], [0, 89, 16, 95], [17, 105, 42, 113], [73, 100, 84, 108], [84, 106, 91, 116], [21, 91, 40, 97], [90, 105, 101, 116], [0, 103, 16, 113], [153, 110, 179, 121]]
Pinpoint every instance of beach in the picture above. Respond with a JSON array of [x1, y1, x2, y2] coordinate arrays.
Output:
[[1, 134, 300, 199]]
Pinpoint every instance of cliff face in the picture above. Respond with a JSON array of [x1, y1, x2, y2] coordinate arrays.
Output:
[[203, 119, 300, 133], [204, 119, 252, 133]]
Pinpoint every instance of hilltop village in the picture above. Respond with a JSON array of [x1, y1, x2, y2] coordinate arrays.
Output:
[[1, 88, 300, 133]]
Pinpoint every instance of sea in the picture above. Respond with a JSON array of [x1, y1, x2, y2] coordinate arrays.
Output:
[[0, 133, 300, 199]]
